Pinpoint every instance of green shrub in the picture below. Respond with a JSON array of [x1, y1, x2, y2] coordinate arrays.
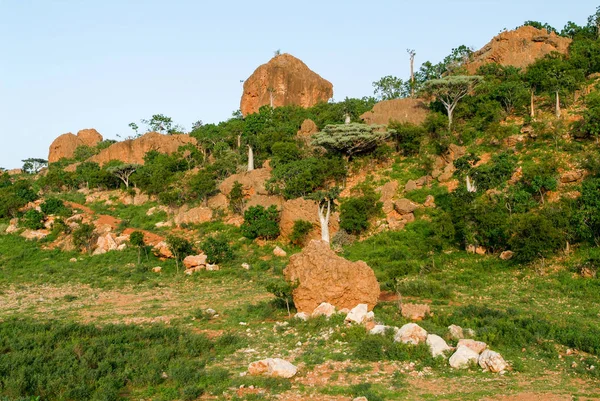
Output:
[[388, 121, 425, 156], [241, 205, 280, 240], [201, 235, 233, 264], [289, 220, 313, 246], [166, 235, 194, 271], [508, 212, 566, 263], [72, 223, 97, 254], [40, 198, 68, 216], [21, 209, 45, 230], [339, 189, 382, 235], [265, 279, 296, 315], [228, 181, 245, 215]]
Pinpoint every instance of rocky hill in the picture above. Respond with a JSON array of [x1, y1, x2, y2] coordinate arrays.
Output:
[[240, 53, 333, 116], [48, 129, 103, 163]]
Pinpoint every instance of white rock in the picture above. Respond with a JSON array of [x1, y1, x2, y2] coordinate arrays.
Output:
[[365, 311, 375, 322], [353, 398, 369, 401], [345, 304, 368, 324], [241, 263, 251, 270], [152, 266, 162, 273], [427, 334, 452, 357], [311, 302, 336, 318], [273, 246, 287, 257], [394, 323, 428, 345], [248, 358, 297, 378], [448, 324, 464, 340], [457, 339, 487, 354], [294, 312, 309, 321], [206, 263, 220, 271], [69, 258, 78, 263], [449, 345, 480, 369], [479, 349, 508, 373], [369, 325, 398, 335]]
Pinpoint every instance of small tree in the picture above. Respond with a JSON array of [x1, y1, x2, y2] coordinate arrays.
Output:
[[228, 181, 245, 215], [166, 235, 194, 273], [266, 279, 296, 317], [407, 49, 416, 98], [107, 164, 139, 189], [189, 170, 217, 205], [73, 223, 97, 255], [307, 187, 340, 243], [423, 75, 483, 130], [312, 124, 392, 158], [241, 205, 281, 240], [201, 235, 233, 264], [372, 75, 406, 100], [141, 114, 183, 134], [290, 220, 314, 246], [129, 231, 145, 265], [22, 158, 48, 174]]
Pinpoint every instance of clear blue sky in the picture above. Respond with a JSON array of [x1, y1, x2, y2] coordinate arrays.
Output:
[[0, 0, 596, 169]]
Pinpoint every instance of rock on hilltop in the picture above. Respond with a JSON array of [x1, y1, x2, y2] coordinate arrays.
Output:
[[466, 25, 572, 73], [361, 98, 429, 126], [240, 53, 333, 116], [48, 129, 103, 163]]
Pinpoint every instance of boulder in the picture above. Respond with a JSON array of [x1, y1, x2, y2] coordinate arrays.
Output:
[[48, 128, 103, 163], [466, 25, 572, 73], [500, 250, 514, 260], [173, 206, 213, 226], [240, 53, 333, 116], [449, 345, 480, 369], [457, 339, 487, 354], [297, 119, 319, 141], [219, 167, 272, 197], [21, 229, 49, 240], [394, 323, 428, 345], [424, 195, 436, 208], [405, 180, 419, 192], [183, 254, 207, 269], [380, 180, 399, 214], [369, 325, 398, 335], [345, 304, 369, 325], [88, 132, 197, 166], [427, 334, 452, 358], [401, 303, 431, 321], [311, 302, 336, 318], [560, 170, 584, 184], [273, 246, 287, 257], [93, 233, 119, 255], [248, 358, 298, 379], [280, 198, 339, 241], [479, 349, 508, 373], [153, 241, 173, 258], [448, 324, 465, 340], [294, 312, 309, 321], [360, 98, 429, 126], [394, 199, 420, 215], [152, 266, 162, 273], [284, 240, 379, 313]]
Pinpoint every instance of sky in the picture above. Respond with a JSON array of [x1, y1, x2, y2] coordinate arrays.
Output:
[[0, 0, 597, 169]]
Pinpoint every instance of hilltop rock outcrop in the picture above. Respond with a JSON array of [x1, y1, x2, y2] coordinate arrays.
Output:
[[48, 129, 103, 163], [283, 240, 379, 313], [360, 98, 429, 126], [240, 54, 333, 116], [88, 132, 197, 166], [466, 25, 572, 73]]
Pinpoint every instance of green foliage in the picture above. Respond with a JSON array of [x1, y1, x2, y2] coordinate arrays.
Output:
[[75, 162, 118, 190], [573, 178, 600, 244], [423, 75, 483, 129], [312, 124, 392, 157], [372, 75, 408, 100], [188, 170, 217, 203], [270, 141, 301, 168], [289, 220, 314, 246], [228, 181, 245, 215], [520, 159, 558, 202], [166, 235, 194, 270], [72, 223, 97, 254], [387, 122, 425, 156], [21, 158, 47, 174], [129, 231, 145, 248], [508, 212, 566, 263], [40, 198, 69, 216], [265, 279, 295, 313], [133, 151, 186, 195], [21, 209, 44, 230], [201, 236, 233, 264], [241, 205, 280, 240], [0, 180, 38, 219], [339, 188, 383, 235]]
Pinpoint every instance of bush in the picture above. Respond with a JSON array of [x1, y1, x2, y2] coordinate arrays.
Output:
[[21, 209, 45, 230], [388, 121, 425, 156], [339, 189, 383, 235], [228, 181, 245, 215], [241, 205, 281, 240], [201, 236, 233, 264], [40, 197, 69, 216], [289, 220, 313, 246], [167, 235, 195, 271], [508, 212, 566, 263], [72, 223, 97, 254]]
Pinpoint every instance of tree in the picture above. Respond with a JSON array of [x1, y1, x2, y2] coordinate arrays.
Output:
[[372, 75, 406, 100], [129, 231, 145, 265], [241, 205, 281, 240], [228, 181, 245, 215], [423, 75, 483, 130], [189, 170, 217, 205], [407, 49, 416, 98], [307, 187, 340, 243], [201, 235, 233, 264], [22, 158, 47, 174], [166, 235, 194, 273], [247, 145, 255, 172], [141, 114, 183, 134], [312, 123, 392, 158], [106, 164, 139, 189], [73, 223, 97, 255]]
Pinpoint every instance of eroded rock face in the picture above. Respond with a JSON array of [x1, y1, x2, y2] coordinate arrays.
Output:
[[466, 25, 572, 73], [240, 54, 333, 116], [283, 240, 379, 313], [219, 167, 272, 197], [48, 129, 103, 163], [279, 198, 339, 242], [360, 98, 429, 126], [88, 132, 197, 166]]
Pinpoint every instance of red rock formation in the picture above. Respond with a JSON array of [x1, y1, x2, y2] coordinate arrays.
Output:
[[48, 128, 103, 163], [240, 54, 333, 116], [283, 240, 380, 313], [279, 198, 339, 242], [466, 26, 572, 73], [88, 132, 197, 166], [361, 98, 429, 126]]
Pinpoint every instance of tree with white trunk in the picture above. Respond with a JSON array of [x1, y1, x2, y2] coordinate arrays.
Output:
[[307, 188, 340, 243], [247, 145, 254, 172], [423, 75, 483, 130]]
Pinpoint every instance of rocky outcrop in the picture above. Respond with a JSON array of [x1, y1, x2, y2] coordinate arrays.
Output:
[[173, 205, 213, 226], [297, 119, 319, 141], [48, 129, 103, 163], [283, 240, 379, 313], [88, 132, 197, 166], [279, 198, 339, 242], [219, 167, 272, 197], [360, 98, 429, 126], [466, 25, 572, 74], [240, 54, 333, 116]]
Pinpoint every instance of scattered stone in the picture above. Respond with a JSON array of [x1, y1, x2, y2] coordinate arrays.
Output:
[[184, 266, 204, 275], [294, 312, 309, 321], [345, 304, 369, 324], [394, 198, 420, 214], [365, 311, 375, 322], [394, 323, 428, 345], [69, 258, 78, 263], [560, 170, 584, 184], [369, 325, 397, 335], [152, 266, 162, 273], [242, 263, 251, 270], [500, 250, 514, 260], [479, 349, 508, 373], [206, 263, 220, 271], [457, 339, 487, 354], [448, 324, 465, 340], [449, 345, 480, 369], [273, 246, 287, 257], [427, 334, 452, 358], [183, 254, 208, 269], [401, 303, 431, 321], [424, 195, 436, 208], [311, 302, 336, 318], [248, 358, 298, 379], [353, 397, 369, 401], [405, 180, 418, 192], [283, 240, 379, 313]]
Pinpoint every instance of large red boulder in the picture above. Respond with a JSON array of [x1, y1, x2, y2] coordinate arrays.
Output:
[[48, 128, 103, 163]]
